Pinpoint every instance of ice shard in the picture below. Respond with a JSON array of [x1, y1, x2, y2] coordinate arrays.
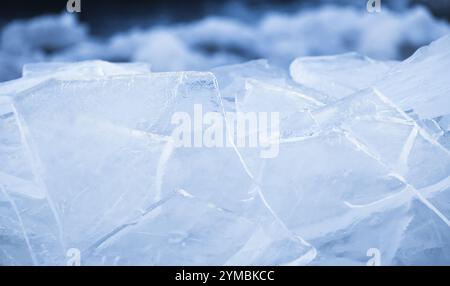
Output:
[[232, 87, 450, 265], [22, 61, 151, 79], [375, 35, 450, 119], [85, 190, 315, 266], [212, 60, 330, 110], [9, 72, 221, 255], [290, 52, 396, 100], [0, 60, 151, 98], [0, 96, 43, 199], [290, 36, 450, 120], [2, 69, 314, 265]]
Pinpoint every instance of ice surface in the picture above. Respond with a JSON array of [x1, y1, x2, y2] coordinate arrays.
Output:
[[1, 34, 450, 265], [291, 35, 450, 120], [212, 60, 330, 111], [10, 73, 220, 252], [290, 53, 396, 100], [375, 35, 450, 119], [22, 61, 151, 78], [1, 67, 314, 265], [233, 88, 450, 264], [220, 41, 450, 264], [0, 61, 151, 99], [0, 96, 44, 199], [86, 190, 315, 266]]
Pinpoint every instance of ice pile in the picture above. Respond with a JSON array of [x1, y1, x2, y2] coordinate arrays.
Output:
[[1, 34, 450, 265]]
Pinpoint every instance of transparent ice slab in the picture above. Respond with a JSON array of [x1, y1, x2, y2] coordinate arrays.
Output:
[[212, 60, 330, 111], [290, 52, 395, 100], [4, 71, 314, 265], [1, 36, 449, 265], [0, 97, 42, 199], [85, 190, 315, 266], [237, 79, 325, 112], [233, 87, 450, 264], [22, 60, 151, 78], [375, 35, 450, 119], [289, 36, 450, 120], [0, 60, 151, 98], [7, 72, 222, 261]]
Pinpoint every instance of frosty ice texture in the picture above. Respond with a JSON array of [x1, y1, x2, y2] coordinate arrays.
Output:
[[290, 52, 396, 100], [1, 35, 450, 265], [0, 62, 314, 265]]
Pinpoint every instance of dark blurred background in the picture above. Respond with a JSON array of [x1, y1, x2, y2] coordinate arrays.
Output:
[[1, 0, 450, 35], [1, 0, 449, 81]]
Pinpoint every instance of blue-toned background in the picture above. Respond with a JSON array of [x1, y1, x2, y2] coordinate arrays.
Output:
[[0, 0, 449, 81]]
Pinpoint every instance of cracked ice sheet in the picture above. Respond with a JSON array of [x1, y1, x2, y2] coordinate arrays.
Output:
[[438, 132, 450, 151], [290, 52, 396, 101], [234, 87, 450, 264], [309, 89, 450, 264], [437, 115, 450, 132], [7, 71, 314, 265], [0, 96, 43, 199], [0, 97, 63, 266], [21, 61, 151, 79], [399, 112, 450, 153], [308, 191, 450, 265], [0, 60, 151, 98], [0, 185, 63, 265], [312, 89, 450, 189], [237, 79, 325, 113], [85, 190, 315, 266], [8, 72, 219, 261], [375, 35, 450, 119], [290, 35, 450, 120], [212, 60, 330, 111], [426, 115, 450, 152]]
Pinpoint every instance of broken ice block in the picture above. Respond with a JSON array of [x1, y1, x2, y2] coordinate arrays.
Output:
[[160, 146, 257, 213], [290, 35, 450, 120], [237, 79, 324, 112], [232, 88, 450, 264], [22, 61, 151, 79], [375, 35, 450, 119], [0, 61, 151, 98], [438, 132, 450, 151], [212, 59, 288, 92], [10, 72, 222, 257], [311, 89, 450, 188], [1, 38, 449, 266], [290, 52, 396, 100], [212, 60, 329, 110], [1, 97, 64, 265], [421, 114, 450, 151], [232, 78, 321, 154], [85, 190, 315, 266], [308, 190, 450, 265], [6, 70, 314, 265], [0, 186, 64, 265], [0, 97, 43, 199], [437, 115, 450, 132]]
